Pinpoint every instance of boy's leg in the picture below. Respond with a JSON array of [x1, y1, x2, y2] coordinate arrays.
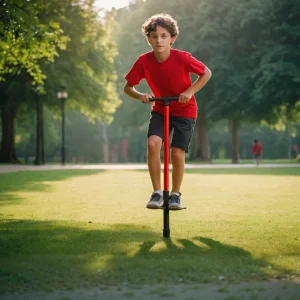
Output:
[[146, 112, 164, 208], [169, 116, 196, 210], [256, 155, 260, 165], [171, 147, 185, 193], [148, 135, 163, 191]]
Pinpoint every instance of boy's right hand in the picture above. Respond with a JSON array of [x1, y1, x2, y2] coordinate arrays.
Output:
[[139, 93, 153, 104]]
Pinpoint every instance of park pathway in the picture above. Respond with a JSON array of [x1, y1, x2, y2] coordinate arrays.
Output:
[[0, 163, 299, 173]]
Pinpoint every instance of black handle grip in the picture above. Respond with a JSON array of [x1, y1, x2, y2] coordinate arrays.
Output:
[[149, 97, 179, 102]]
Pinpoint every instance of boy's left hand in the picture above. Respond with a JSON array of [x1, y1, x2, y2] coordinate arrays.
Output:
[[179, 91, 193, 103]]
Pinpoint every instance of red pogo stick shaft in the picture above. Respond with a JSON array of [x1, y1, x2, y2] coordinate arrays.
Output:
[[164, 105, 169, 191]]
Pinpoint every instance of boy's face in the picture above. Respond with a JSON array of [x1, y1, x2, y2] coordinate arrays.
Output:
[[147, 25, 176, 53]]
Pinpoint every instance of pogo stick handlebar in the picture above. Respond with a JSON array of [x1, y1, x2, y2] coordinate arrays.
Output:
[[149, 97, 179, 103]]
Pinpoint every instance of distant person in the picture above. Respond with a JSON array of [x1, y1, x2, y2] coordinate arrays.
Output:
[[292, 144, 299, 158], [252, 139, 263, 165], [124, 13, 211, 209]]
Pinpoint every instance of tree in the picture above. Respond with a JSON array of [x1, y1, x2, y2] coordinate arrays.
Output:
[[191, 0, 300, 163], [0, 0, 120, 163], [250, 0, 300, 119], [0, 0, 68, 162]]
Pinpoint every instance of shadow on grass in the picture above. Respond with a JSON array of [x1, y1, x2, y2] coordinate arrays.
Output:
[[0, 219, 292, 293], [0, 170, 106, 204]]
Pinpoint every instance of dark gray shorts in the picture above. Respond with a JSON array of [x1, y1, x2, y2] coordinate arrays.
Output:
[[147, 112, 196, 153]]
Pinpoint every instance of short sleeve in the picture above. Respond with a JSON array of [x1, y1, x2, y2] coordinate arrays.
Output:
[[185, 53, 206, 76], [125, 57, 145, 86]]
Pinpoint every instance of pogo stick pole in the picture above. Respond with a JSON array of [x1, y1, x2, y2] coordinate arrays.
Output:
[[163, 101, 170, 237], [150, 97, 178, 237]]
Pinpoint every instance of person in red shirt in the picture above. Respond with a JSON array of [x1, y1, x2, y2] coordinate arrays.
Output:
[[252, 139, 263, 165], [124, 13, 212, 209]]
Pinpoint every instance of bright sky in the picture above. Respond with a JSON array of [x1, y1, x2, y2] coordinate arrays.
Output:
[[95, 0, 130, 10]]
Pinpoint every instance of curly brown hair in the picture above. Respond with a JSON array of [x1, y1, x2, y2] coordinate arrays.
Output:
[[142, 13, 179, 37]]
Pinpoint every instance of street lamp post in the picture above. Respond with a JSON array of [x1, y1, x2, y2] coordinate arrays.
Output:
[[57, 87, 68, 165], [35, 84, 44, 165]]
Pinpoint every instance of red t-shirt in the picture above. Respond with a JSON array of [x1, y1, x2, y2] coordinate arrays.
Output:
[[252, 143, 263, 155], [125, 49, 206, 118]]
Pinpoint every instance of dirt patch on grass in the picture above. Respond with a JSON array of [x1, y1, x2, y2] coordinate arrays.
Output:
[[1, 279, 300, 300]]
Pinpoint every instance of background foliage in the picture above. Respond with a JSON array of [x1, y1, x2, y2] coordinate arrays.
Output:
[[0, 0, 299, 163]]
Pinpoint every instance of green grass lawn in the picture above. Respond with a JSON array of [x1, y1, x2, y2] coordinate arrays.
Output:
[[0, 168, 300, 293]]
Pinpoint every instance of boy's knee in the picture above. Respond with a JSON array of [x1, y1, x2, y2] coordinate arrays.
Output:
[[148, 136, 162, 153], [171, 147, 185, 160]]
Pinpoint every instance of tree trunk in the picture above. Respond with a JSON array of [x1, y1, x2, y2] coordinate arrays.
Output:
[[0, 101, 20, 163], [231, 119, 239, 164], [41, 96, 45, 164], [198, 110, 211, 161], [190, 122, 199, 159], [101, 124, 109, 163], [190, 110, 210, 161], [288, 135, 292, 159]]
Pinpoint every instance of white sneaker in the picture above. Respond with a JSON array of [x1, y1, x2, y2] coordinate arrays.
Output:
[[146, 192, 164, 209], [168, 193, 184, 210]]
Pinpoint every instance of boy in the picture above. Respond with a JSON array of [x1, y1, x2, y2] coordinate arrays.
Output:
[[252, 139, 263, 165], [124, 13, 211, 210]]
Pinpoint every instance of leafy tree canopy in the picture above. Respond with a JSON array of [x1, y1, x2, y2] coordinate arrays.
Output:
[[0, 0, 69, 84]]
